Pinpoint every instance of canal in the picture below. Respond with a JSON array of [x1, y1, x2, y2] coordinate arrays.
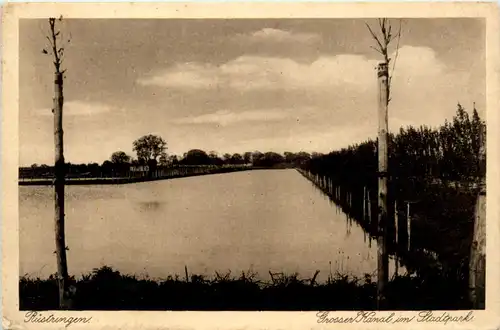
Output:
[[19, 169, 399, 282]]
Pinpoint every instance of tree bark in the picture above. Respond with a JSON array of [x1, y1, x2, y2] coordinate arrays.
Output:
[[469, 122, 486, 309], [469, 190, 486, 309], [377, 62, 389, 309]]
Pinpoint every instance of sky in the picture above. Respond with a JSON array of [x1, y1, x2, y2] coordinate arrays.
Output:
[[19, 18, 485, 166]]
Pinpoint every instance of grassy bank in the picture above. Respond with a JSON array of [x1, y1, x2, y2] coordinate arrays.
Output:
[[20, 266, 472, 311]]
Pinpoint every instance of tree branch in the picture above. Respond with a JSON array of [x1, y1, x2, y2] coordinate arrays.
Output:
[[365, 22, 384, 52], [49, 17, 63, 73], [46, 35, 54, 48], [370, 46, 384, 55], [389, 19, 403, 86]]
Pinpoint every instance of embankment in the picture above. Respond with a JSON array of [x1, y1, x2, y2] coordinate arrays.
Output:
[[19, 166, 253, 186]]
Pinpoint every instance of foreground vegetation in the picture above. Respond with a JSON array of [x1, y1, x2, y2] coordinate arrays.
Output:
[[20, 266, 471, 311]]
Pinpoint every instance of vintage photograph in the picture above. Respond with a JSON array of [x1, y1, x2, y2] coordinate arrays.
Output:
[[15, 14, 488, 312]]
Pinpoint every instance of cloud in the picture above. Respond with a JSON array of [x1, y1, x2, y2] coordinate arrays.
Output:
[[237, 28, 322, 45], [138, 54, 377, 91], [137, 45, 477, 129], [138, 63, 220, 89], [171, 109, 292, 126], [36, 100, 115, 117], [137, 46, 455, 95]]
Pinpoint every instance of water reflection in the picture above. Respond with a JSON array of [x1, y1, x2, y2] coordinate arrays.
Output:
[[307, 175, 406, 278], [138, 201, 164, 212]]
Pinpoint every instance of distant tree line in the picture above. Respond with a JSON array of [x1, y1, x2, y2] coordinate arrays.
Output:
[[21, 133, 318, 179], [175, 150, 315, 168]]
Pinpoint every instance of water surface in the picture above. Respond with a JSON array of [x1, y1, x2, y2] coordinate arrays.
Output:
[[20, 169, 398, 281]]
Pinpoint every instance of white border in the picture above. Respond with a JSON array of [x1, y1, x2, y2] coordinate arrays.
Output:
[[2, 3, 499, 329]]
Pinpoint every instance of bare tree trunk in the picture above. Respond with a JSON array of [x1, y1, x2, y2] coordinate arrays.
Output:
[[470, 123, 486, 309], [49, 18, 71, 309], [54, 71, 70, 309], [470, 191, 486, 309], [366, 17, 402, 310], [377, 62, 390, 309]]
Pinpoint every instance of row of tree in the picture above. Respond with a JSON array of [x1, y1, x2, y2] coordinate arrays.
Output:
[[304, 103, 486, 186], [108, 134, 321, 168]]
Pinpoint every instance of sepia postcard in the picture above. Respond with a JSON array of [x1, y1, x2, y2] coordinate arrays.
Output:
[[2, 2, 500, 329]]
